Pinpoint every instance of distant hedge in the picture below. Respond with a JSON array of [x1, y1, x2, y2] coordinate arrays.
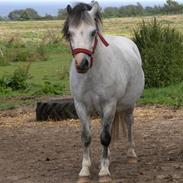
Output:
[[133, 18, 183, 88]]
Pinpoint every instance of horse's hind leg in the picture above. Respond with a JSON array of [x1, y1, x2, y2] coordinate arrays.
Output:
[[75, 101, 91, 180], [124, 107, 137, 163]]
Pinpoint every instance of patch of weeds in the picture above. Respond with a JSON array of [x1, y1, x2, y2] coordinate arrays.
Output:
[[0, 86, 12, 95], [56, 65, 69, 80], [0, 63, 31, 91], [36, 43, 48, 61], [0, 102, 17, 110], [42, 30, 63, 45], [0, 46, 9, 66], [139, 82, 183, 108], [33, 81, 67, 95], [0, 37, 48, 64]]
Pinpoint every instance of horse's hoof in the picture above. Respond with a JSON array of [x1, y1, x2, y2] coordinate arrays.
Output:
[[77, 176, 91, 183], [127, 157, 137, 164], [99, 175, 113, 183]]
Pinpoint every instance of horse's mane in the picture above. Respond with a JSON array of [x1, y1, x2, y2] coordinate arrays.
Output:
[[62, 2, 102, 40]]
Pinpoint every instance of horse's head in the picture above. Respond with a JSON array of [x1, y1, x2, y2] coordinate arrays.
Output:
[[63, 2, 102, 74]]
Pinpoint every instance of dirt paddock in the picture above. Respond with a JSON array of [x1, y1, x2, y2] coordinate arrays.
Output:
[[0, 106, 183, 183]]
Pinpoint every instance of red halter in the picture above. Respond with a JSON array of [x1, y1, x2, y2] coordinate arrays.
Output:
[[70, 31, 109, 67]]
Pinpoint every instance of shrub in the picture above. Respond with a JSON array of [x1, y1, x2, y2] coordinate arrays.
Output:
[[133, 18, 183, 88], [0, 64, 31, 90]]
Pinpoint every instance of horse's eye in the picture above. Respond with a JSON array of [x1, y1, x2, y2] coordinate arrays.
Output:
[[91, 30, 96, 37], [67, 32, 71, 39]]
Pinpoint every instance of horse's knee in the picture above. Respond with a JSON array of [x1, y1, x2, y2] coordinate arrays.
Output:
[[81, 129, 91, 147], [100, 128, 111, 147]]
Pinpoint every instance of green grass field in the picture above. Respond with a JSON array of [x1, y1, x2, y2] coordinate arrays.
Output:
[[0, 15, 183, 110]]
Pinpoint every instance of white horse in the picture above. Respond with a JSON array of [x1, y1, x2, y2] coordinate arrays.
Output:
[[63, 2, 144, 182]]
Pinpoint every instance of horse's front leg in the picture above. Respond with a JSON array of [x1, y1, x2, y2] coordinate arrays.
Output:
[[75, 101, 91, 179], [99, 101, 116, 180]]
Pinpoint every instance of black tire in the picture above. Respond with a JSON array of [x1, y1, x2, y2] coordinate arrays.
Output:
[[36, 97, 78, 121]]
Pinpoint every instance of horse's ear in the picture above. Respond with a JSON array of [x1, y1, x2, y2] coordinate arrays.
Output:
[[89, 1, 100, 17], [67, 5, 72, 14]]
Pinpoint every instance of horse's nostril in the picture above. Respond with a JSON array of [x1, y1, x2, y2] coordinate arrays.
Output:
[[80, 59, 89, 69]]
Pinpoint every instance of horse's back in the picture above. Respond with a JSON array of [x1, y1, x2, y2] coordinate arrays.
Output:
[[105, 35, 144, 108], [106, 35, 142, 66]]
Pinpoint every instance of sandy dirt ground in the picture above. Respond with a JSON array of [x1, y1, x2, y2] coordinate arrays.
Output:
[[0, 106, 183, 183]]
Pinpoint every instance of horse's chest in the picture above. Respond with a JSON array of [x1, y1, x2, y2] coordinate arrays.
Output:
[[83, 91, 104, 114], [74, 72, 120, 100], [84, 79, 113, 100], [71, 68, 125, 112]]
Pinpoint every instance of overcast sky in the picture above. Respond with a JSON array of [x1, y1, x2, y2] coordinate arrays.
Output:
[[0, 0, 182, 16], [0, 0, 172, 3], [1, 0, 182, 3]]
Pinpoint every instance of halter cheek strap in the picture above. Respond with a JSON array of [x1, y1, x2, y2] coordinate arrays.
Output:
[[70, 31, 109, 67], [97, 31, 109, 47]]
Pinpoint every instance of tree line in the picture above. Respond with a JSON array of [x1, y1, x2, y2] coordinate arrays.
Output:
[[0, 0, 183, 21], [103, 0, 183, 18]]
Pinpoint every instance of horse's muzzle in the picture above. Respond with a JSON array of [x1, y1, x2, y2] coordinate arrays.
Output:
[[75, 58, 90, 74]]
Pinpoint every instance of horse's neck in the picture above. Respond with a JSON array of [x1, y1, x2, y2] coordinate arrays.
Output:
[[93, 41, 107, 68], [86, 40, 114, 82]]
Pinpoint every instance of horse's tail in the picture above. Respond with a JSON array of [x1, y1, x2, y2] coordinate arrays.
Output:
[[111, 111, 127, 143]]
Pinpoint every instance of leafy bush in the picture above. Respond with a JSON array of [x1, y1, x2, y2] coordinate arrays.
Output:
[[133, 18, 183, 88], [0, 64, 31, 90]]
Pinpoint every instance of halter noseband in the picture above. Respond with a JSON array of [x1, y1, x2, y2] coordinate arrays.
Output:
[[70, 31, 109, 67]]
